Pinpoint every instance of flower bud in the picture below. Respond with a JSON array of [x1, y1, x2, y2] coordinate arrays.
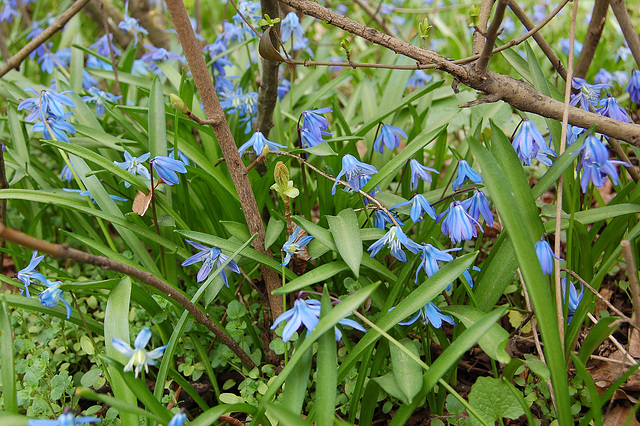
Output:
[[170, 93, 188, 114], [274, 161, 289, 188], [419, 18, 431, 38]]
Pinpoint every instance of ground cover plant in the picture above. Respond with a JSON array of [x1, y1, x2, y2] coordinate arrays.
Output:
[[0, 0, 639, 424]]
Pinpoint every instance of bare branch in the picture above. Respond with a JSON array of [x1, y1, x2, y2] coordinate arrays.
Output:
[[472, 0, 496, 55], [574, 0, 609, 79], [256, 0, 281, 137], [475, 0, 507, 74], [129, 0, 171, 49], [610, 0, 640, 70], [354, 0, 396, 36]]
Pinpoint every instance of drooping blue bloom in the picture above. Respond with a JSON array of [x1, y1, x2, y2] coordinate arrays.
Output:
[[118, 4, 149, 46], [82, 87, 121, 117], [90, 34, 121, 57], [238, 131, 286, 156], [597, 96, 631, 123], [278, 79, 291, 99], [19, 88, 75, 121], [406, 70, 432, 90], [16, 251, 47, 298], [391, 194, 436, 223], [613, 71, 629, 87], [26, 22, 45, 60], [167, 412, 187, 426], [616, 46, 631, 63], [60, 164, 74, 182], [219, 87, 258, 133], [281, 227, 314, 267], [32, 112, 77, 142], [332, 154, 378, 194], [397, 301, 455, 328], [111, 328, 167, 378], [150, 156, 187, 186], [414, 243, 460, 282], [114, 151, 151, 187], [63, 189, 128, 204], [301, 108, 332, 138], [461, 190, 493, 226], [182, 240, 240, 286], [559, 38, 582, 56], [0, 0, 19, 23], [281, 12, 304, 43], [168, 148, 192, 167], [374, 124, 407, 153], [535, 238, 563, 275], [437, 200, 482, 244], [461, 266, 481, 288], [86, 54, 112, 71], [577, 135, 629, 193], [141, 44, 181, 65], [512, 119, 556, 166], [409, 159, 439, 191], [203, 38, 232, 76], [570, 78, 610, 111], [28, 411, 101, 426], [368, 225, 420, 263], [567, 125, 586, 146], [626, 70, 640, 104], [373, 209, 403, 230], [300, 127, 325, 149], [38, 278, 73, 319], [452, 160, 482, 190], [82, 70, 99, 90], [594, 69, 612, 85], [562, 278, 583, 323], [270, 298, 365, 343]]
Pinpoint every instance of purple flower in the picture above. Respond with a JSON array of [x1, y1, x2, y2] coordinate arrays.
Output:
[[367, 226, 420, 263], [437, 201, 482, 244], [535, 238, 563, 275], [26, 22, 45, 59], [181, 240, 240, 285], [332, 154, 378, 194], [141, 45, 181, 64], [281, 12, 304, 43], [577, 135, 629, 193], [596, 96, 630, 123], [391, 194, 436, 223], [562, 278, 583, 323], [512, 119, 556, 166], [570, 78, 610, 111], [626, 70, 640, 104], [567, 125, 586, 146], [373, 209, 403, 230], [150, 156, 187, 186], [406, 70, 432, 89], [461, 190, 493, 226], [90, 34, 121, 57], [32, 112, 77, 142], [118, 4, 149, 46], [374, 124, 407, 153], [452, 160, 482, 190], [409, 159, 439, 191], [301, 108, 332, 138], [594, 69, 612, 85], [414, 244, 460, 282]]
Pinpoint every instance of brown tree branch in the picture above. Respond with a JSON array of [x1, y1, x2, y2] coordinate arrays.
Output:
[[610, 0, 640, 70], [472, 0, 496, 55], [129, 0, 171, 50], [353, 0, 396, 36], [256, 0, 281, 137], [508, 0, 567, 80], [278, 0, 640, 147], [84, 0, 132, 49], [574, 0, 609, 79], [0, 223, 257, 370], [475, 0, 507, 74], [0, 0, 92, 78], [163, 0, 284, 321]]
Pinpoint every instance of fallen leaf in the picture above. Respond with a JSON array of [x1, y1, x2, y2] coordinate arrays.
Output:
[[132, 190, 152, 216]]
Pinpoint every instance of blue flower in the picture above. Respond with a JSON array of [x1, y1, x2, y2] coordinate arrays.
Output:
[[367, 225, 420, 263], [114, 151, 151, 187], [374, 124, 407, 153], [406, 70, 432, 89], [141, 44, 181, 65], [150, 156, 187, 186], [437, 201, 482, 244], [512, 119, 556, 166], [452, 160, 482, 190], [535, 238, 563, 275], [577, 135, 629, 193], [409, 159, 439, 191], [63, 189, 128, 204], [278, 79, 291, 99], [567, 125, 586, 146], [626, 70, 640, 104], [301, 108, 332, 138], [182, 240, 240, 286], [82, 70, 99, 90], [397, 301, 455, 328], [0, 1, 19, 23], [597, 96, 631, 123], [219, 87, 258, 133], [300, 127, 325, 148], [19, 88, 75, 121], [90, 34, 121, 57], [238, 131, 286, 156], [461, 190, 493, 226], [391, 194, 436, 223], [167, 412, 187, 426], [38, 278, 73, 319], [281, 12, 304, 43], [373, 209, 403, 230], [332, 154, 378, 194], [559, 38, 582, 56], [111, 328, 167, 378], [570, 78, 610, 110], [281, 227, 314, 267], [270, 298, 365, 343], [168, 148, 192, 167], [28, 412, 101, 425], [81, 87, 121, 117], [16, 251, 47, 298], [26, 22, 45, 59], [414, 244, 460, 282], [61, 164, 74, 182], [32, 112, 77, 142], [616, 46, 631, 63], [118, 5, 149, 45], [562, 278, 583, 323], [594, 69, 612, 85]]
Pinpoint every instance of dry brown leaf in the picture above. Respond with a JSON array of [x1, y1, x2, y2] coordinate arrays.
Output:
[[604, 404, 640, 426], [132, 190, 152, 216], [596, 287, 615, 315]]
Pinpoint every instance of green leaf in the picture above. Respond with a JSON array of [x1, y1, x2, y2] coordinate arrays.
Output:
[[572, 355, 603, 426], [280, 338, 313, 417], [265, 216, 285, 249], [189, 404, 264, 426], [578, 316, 619, 365], [444, 305, 511, 364], [468, 377, 524, 424], [292, 143, 337, 156], [263, 401, 312, 426], [274, 262, 350, 295], [327, 209, 362, 277], [76, 387, 164, 422], [315, 288, 338, 426], [387, 339, 423, 404], [0, 295, 17, 413], [149, 74, 167, 157]]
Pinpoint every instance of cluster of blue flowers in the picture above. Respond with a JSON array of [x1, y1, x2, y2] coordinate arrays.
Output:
[[18, 88, 76, 142]]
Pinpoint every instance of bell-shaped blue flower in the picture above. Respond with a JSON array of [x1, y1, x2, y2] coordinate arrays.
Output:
[[150, 155, 187, 186], [535, 238, 563, 275], [437, 201, 482, 244], [406, 70, 432, 89], [238, 131, 286, 156], [28, 411, 101, 425], [409, 159, 439, 191], [182, 240, 241, 286], [16, 251, 47, 298], [414, 244, 461, 282], [562, 278, 584, 323], [301, 107, 332, 138], [118, 7, 149, 46], [111, 328, 168, 378], [114, 151, 151, 187], [596, 96, 631, 123], [367, 225, 420, 263], [281, 227, 314, 267], [32, 112, 76, 142], [452, 160, 482, 190], [512, 119, 556, 166], [373, 209, 403, 230], [280, 12, 304, 43], [570, 77, 610, 110], [167, 411, 187, 426], [374, 124, 407, 153], [81, 87, 121, 117], [594, 68, 612, 85], [391, 194, 436, 223], [397, 302, 455, 328], [332, 154, 378, 194], [38, 279, 73, 319], [577, 135, 629, 193], [567, 125, 586, 146], [461, 190, 493, 226], [626, 70, 640, 104]]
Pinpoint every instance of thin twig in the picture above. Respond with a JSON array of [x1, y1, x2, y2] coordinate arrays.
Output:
[[474, 0, 507, 74], [508, 0, 567, 80], [0, 223, 257, 370], [0, 0, 92, 78], [590, 353, 636, 366], [353, 0, 396, 36], [608, 138, 640, 183], [554, 0, 579, 350], [472, 0, 496, 55], [587, 312, 636, 365], [610, 0, 640, 70], [622, 240, 640, 332]]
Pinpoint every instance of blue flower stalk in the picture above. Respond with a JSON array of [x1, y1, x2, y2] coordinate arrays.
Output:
[[281, 227, 314, 267], [111, 328, 168, 378]]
